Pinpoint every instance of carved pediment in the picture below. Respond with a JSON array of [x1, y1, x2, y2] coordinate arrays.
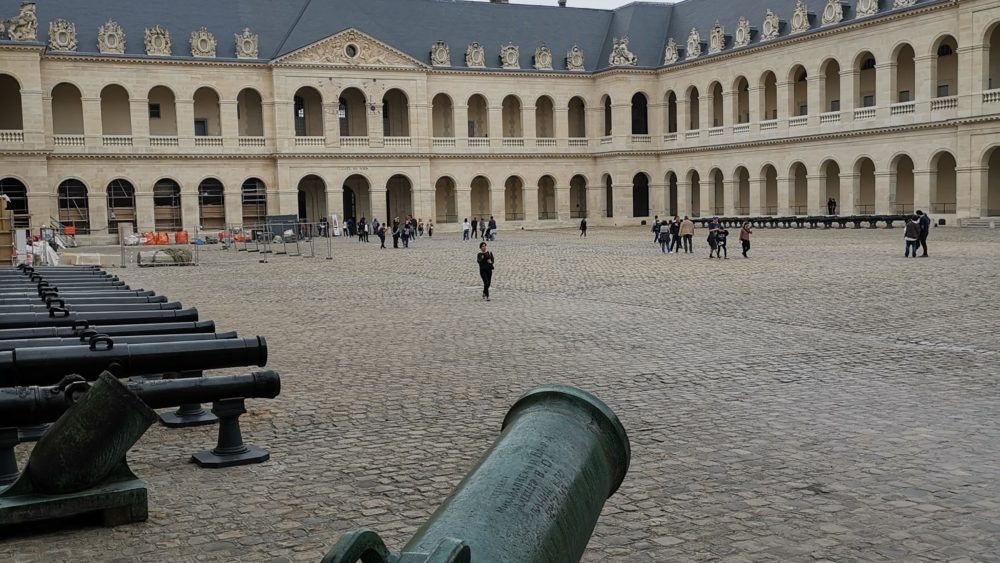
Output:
[[276, 28, 427, 68]]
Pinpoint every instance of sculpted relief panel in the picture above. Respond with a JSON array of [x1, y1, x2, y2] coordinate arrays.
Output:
[[566, 45, 585, 71], [6, 2, 38, 41], [609, 36, 637, 66], [281, 29, 421, 68], [98, 20, 125, 54], [235, 28, 258, 59], [48, 18, 77, 52], [145, 25, 172, 56]]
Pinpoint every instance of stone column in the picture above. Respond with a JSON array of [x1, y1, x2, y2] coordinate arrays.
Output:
[[456, 186, 472, 221], [840, 69, 858, 123], [130, 98, 150, 148], [676, 98, 690, 135], [914, 54, 935, 114], [20, 87, 44, 147], [957, 164, 980, 219], [777, 80, 792, 133], [523, 104, 537, 144], [721, 91, 735, 130], [88, 192, 109, 238], [699, 94, 713, 132], [369, 108, 384, 148], [135, 190, 155, 233], [455, 104, 469, 144], [875, 170, 893, 214], [225, 186, 243, 227], [807, 172, 822, 215], [262, 100, 277, 147], [81, 97, 102, 148], [960, 43, 983, 116], [841, 173, 858, 214], [725, 177, 739, 216], [556, 184, 571, 221], [612, 180, 631, 221], [488, 105, 503, 148], [807, 75, 821, 126], [524, 183, 538, 222], [648, 99, 665, 142], [176, 99, 195, 149], [181, 186, 200, 233], [327, 183, 344, 226], [777, 176, 792, 215], [554, 106, 569, 147], [876, 62, 893, 119], [678, 178, 692, 217], [490, 181, 505, 221], [748, 86, 761, 134], [748, 177, 763, 215], [220, 100, 239, 149], [612, 101, 631, 145], [913, 168, 933, 214], [699, 177, 712, 217]]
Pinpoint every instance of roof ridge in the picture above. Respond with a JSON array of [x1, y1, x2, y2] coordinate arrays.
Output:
[[272, 0, 314, 59]]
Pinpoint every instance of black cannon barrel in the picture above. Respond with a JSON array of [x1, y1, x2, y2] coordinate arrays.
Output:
[[2, 273, 119, 282], [0, 289, 152, 298], [0, 301, 182, 313], [0, 336, 267, 385], [3, 280, 126, 289], [0, 271, 114, 279], [0, 370, 280, 427], [0, 295, 167, 306], [0, 331, 238, 352], [0, 307, 199, 330], [0, 320, 216, 340]]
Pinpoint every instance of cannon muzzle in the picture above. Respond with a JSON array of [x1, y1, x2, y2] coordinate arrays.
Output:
[[0, 335, 267, 385], [323, 385, 630, 563], [0, 370, 280, 426]]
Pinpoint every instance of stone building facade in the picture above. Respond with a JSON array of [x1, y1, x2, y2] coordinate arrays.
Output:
[[1, 0, 999, 241]]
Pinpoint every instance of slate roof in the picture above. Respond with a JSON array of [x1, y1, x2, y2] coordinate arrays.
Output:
[[0, 0, 936, 70]]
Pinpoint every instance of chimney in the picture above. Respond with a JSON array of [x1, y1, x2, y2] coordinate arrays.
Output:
[[559, 0, 567, 6], [489, 0, 509, 3]]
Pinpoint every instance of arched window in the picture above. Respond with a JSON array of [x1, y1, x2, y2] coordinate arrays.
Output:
[[570, 175, 588, 218], [687, 87, 700, 130], [107, 179, 136, 234], [761, 72, 778, 120], [467, 95, 489, 138], [733, 78, 749, 124], [434, 177, 457, 223], [153, 179, 182, 232], [198, 179, 225, 230], [0, 177, 29, 227], [241, 178, 267, 226], [894, 44, 916, 103], [294, 87, 324, 137], [538, 175, 556, 220], [632, 173, 649, 217], [791, 66, 808, 116], [504, 176, 524, 220], [933, 36, 958, 98], [148, 86, 178, 137], [339, 88, 367, 137], [237, 88, 264, 136], [52, 83, 84, 135], [568, 96, 586, 138], [856, 53, 877, 108], [631, 93, 648, 135], [821, 59, 841, 112], [57, 179, 90, 234], [383, 89, 409, 137], [100, 84, 131, 135], [709, 83, 724, 127], [192, 87, 221, 136], [602, 95, 612, 136], [535, 96, 554, 139], [988, 24, 1000, 90], [502, 95, 523, 138], [432, 94, 454, 138], [0, 74, 23, 130], [665, 91, 678, 133]]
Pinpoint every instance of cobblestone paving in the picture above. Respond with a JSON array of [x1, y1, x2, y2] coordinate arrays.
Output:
[[5, 226, 1000, 562]]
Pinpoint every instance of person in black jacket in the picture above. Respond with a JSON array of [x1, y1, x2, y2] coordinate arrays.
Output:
[[477, 242, 494, 301], [915, 210, 931, 257]]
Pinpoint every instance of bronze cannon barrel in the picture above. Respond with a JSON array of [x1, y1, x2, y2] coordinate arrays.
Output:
[[0, 330, 238, 352], [323, 385, 630, 563], [0, 307, 199, 330], [0, 335, 267, 385], [0, 370, 280, 427], [0, 320, 216, 341]]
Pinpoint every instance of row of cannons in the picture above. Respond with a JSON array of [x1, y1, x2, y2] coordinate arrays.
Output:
[[693, 214, 925, 229], [0, 265, 633, 562]]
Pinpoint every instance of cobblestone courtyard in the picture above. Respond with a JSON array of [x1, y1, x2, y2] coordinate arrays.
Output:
[[5, 226, 1000, 562]]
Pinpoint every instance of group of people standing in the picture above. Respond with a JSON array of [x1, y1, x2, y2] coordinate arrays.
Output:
[[652, 216, 753, 259], [902, 210, 932, 257], [346, 215, 433, 249], [463, 216, 498, 242]]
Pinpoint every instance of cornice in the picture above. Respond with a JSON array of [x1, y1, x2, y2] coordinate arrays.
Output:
[[40, 53, 268, 68], [9, 112, 996, 161], [0, 42, 45, 53]]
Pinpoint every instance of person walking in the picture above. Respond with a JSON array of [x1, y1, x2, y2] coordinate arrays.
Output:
[[471, 217, 479, 239], [377, 223, 387, 249], [658, 221, 671, 254], [357, 217, 366, 242], [579, 218, 588, 237], [904, 216, 920, 258], [707, 217, 721, 259], [392, 219, 400, 248], [915, 209, 931, 257], [827, 197, 837, 215], [401, 222, 411, 248], [463, 218, 471, 240], [652, 216, 661, 243], [488, 216, 497, 241], [669, 216, 682, 253], [428, 222, 434, 238], [418, 219, 425, 237], [680, 216, 695, 254], [477, 242, 495, 301], [479, 218, 487, 240], [739, 222, 752, 258], [716, 226, 729, 259]]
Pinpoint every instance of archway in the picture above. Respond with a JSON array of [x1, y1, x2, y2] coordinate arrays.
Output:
[[761, 71, 778, 120], [762, 165, 778, 214], [631, 93, 648, 135], [148, 86, 178, 136], [52, 83, 83, 135], [734, 78, 750, 124], [821, 59, 841, 112], [432, 93, 454, 137], [986, 148, 1000, 216], [434, 177, 457, 223], [987, 24, 1000, 90], [709, 82, 723, 127], [790, 162, 808, 214], [100, 84, 131, 135], [538, 175, 556, 220], [602, 95, 612, 136], [855, 158, 876, 214], [790, 66, 808, 116], [709, 169, 724, 215], [339, 88, 367, 137], [468, 95, 489, 138], [536, 96, 554, 139], [341, 175, 369, 221], [153, 179, 182, 232], [856, 52, 877, 108], [736, 167, 750, 214], [502, 95, 523, 138], [568, 97, 586, 139], [933, 36, 958, 98], [0, 177, 28, 227], [0, 74, 23, 130], [570, 175, 587, 218], [821, 160, 841, 213], [930, 152, 956, 214], [894, 44, 916, 102], [198, 178, 225, 231], [294, 86, 324, 137], [666, 172, 678, 216], [241, 178, 267, 226], [297, 175, 328, 223], [689, 170, 702, 217], [386, 174, 413, 220], [602, 174, 613, 218], [192, 87, 221, 136], [892, 155, 915, 214], [687, 87, 700, 129], [383, 89, 409, 137], [471, 176, 491, 218], [57, 179, 90, 234], [504, 176, 524, 220], [632, 173, 650, 217], [107, 179, 135, 234], [237, 88, 264, 136], [665, 91, 678, 133]]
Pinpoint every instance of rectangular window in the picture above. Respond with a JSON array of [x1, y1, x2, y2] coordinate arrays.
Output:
[[830, 99, 840, 112], [937, 84, 949, 97], [863, 95, 875, 108], [898, 90, 911, 103], [194, 119, 208, 136], [799, 105, 808, 116], [149, 103, 161, 119]]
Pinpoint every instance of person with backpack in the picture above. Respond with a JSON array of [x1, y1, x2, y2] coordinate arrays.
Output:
[[707, 217, 721, 259], [915, 210, 931, 257], [477, 242, 495, 301], [669, 217, 682, 253], [903, 216, 920, 258], [463, 218, 471, 241], [377, 223, 387, 249], [401, 222, 411, 248], [391, 219, 401, 248], [716, 226, 729, 259], [487, 216, 497, 241], [680, 216, 695, 254], [739, 222, 752, 258], [652, 216, 661, 243]]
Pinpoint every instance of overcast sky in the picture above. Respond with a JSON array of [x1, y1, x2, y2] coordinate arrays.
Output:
[[469, 0, 676, 8]]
